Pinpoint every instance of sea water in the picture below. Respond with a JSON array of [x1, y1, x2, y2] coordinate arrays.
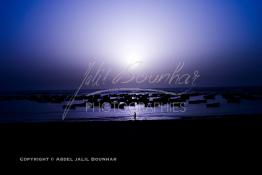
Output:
[[0, 87, 262, 122]]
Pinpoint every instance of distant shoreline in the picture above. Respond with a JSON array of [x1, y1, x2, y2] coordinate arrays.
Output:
[[1, 86, 262, 94]]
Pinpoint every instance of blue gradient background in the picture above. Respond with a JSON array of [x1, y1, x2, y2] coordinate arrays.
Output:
[[1, 0, 262, 90]]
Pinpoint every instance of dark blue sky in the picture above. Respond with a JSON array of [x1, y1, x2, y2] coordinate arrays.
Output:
[[1, 0, 262, 90]]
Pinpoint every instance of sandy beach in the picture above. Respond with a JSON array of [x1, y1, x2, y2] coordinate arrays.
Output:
[[1, 115, 262, 169]]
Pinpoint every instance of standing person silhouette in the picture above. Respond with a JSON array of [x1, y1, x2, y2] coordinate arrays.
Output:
[[134, 112, 136, 121]]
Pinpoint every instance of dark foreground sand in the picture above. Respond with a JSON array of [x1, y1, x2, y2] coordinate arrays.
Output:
[[0, 115, 262, 169]]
